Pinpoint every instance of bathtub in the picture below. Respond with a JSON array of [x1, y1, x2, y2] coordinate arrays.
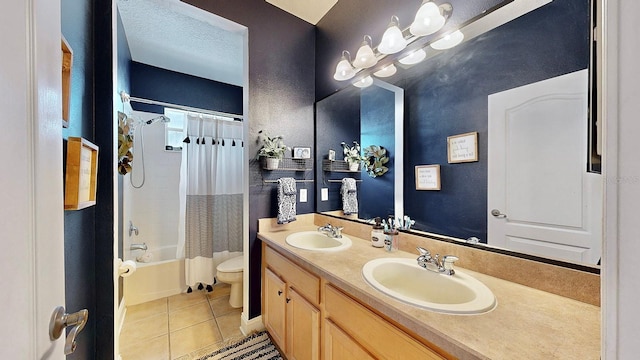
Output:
[[123, 245, 186, 306]]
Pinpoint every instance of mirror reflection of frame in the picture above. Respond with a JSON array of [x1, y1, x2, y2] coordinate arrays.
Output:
[[315, 0, 600, 268]]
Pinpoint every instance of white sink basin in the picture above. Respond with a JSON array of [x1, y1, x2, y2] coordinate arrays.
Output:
[[362, 258, 496, 314], [285, 231, 352, 252]]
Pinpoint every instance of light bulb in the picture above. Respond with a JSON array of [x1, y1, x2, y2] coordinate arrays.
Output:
[[373, 64, 397, 78], [352, 36, 378, 69], [399, 49, 427, 65], [430, 30, 464, 50], [333, 51, 357, 81], [378, 16, 407, 55], [410, 1, 446, 36], [353, 76, 373, 88]]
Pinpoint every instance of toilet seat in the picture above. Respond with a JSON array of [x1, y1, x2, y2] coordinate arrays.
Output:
[[217, 256, 243, 273]]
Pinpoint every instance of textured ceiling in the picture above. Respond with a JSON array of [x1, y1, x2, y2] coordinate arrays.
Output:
[[266, 0, 338, 24], [118, 0, 244, 86]]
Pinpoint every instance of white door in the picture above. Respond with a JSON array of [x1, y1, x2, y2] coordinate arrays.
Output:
[[488, 69, 602, 264], [0, 0, 66, 358]]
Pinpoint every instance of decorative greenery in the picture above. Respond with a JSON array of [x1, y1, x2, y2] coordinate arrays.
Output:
[[362, 145, 390, 178], [117, 112, 134, 175], [341, 141, 365, 166], [257, 130, 288, 160]]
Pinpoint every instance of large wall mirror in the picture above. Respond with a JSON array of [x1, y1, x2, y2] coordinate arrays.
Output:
[[315, 0, 601, 268]]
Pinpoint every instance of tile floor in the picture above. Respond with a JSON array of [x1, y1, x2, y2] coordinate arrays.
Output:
[[120, 283, 244, 360]]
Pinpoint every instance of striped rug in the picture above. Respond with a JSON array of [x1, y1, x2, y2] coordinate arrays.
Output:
[[196, 331, 283, 360]]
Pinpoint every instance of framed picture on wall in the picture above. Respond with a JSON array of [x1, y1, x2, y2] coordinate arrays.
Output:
[[447, 132, 478, 163], [415, 165, 441, 190], [293, 146, 311, 159]]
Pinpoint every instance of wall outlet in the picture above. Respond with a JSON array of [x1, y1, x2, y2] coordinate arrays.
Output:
[[321, 188, 328, 201], [299, 189, 307, 202]]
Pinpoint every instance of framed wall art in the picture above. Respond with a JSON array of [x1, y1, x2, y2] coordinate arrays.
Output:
[[447, 131, 478, 163], [65, 137, 99, 210], [293, 146, 311, 159], [415, 165, 441, 190]]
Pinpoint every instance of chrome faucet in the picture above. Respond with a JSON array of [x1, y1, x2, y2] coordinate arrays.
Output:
[[416, 247, 459, 275], [130, 242, 148, 251], [318, 223, 344, 238]]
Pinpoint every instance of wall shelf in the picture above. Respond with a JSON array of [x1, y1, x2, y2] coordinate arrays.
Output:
[[262, 157, 312, 171], [322, 159, 360, 172]]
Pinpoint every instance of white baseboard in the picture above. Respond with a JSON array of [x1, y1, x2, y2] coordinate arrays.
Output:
[[240, 312, 265, 336]]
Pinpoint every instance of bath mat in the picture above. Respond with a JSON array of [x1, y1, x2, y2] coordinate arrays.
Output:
[[195, 331, 283, 360]]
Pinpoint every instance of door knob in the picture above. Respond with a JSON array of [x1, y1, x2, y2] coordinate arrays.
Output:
[[49, 306, 89, 355], [490, 209, 507, 218]]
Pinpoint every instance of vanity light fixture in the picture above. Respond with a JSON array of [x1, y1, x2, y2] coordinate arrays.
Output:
[[353, 76, 374, 88], [352, 35, 378, 69], [333, 50, 357, 81], [373, 64, 397, 78], [430, 30, 464, 50], [399, 49, 427, 65], [378, 16, 407, 55], [409, 1, 451, 37]]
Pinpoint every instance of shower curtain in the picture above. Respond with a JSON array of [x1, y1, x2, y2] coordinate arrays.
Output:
[[177, 113, 243, 288]]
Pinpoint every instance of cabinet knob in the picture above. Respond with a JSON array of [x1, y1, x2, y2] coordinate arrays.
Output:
[[277, 290, 283, 296], [286, 298, 291, 303]]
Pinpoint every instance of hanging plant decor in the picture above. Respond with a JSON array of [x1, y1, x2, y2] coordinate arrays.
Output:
[[362, 145, 390, 178], [118, 111, 134, 175]]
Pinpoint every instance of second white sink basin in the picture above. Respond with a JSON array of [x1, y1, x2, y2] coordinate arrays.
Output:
[[362, 258, 496, 314], [285, 231, 352, 252]]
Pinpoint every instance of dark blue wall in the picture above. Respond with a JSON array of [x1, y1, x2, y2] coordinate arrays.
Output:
[[184, 0, 316, 319], [61, 0, 96, 358], [360, 85, 395, 219], [129, 62, 243, 115], [315, 86, 361, 213], [400, 0, 589, 241]]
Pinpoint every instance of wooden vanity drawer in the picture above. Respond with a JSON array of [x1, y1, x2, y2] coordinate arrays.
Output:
[[265, 246, 320, 304], [324, 284, 446, 360]]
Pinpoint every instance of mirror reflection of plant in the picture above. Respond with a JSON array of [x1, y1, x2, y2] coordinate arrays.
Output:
[[341, 141, 365, 165], [257, 130, 289, 159], [118, 113, 134, 175], [362, 145, 389, 178]]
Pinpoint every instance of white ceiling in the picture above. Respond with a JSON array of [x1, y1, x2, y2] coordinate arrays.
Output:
[[118, 0, 245, 86], [266, 0, 338, 25], [118, 0, 336, 87]]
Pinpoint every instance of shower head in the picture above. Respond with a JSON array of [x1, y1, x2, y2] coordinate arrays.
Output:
[[145, 115, 171, 125]]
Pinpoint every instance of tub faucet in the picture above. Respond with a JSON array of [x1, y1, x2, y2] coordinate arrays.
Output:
[[130, 242, 147, 251], [416, 247, 458, 276], [318, 223, 343, 238]]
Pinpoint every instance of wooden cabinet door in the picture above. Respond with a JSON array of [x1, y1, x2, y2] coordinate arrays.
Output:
[[324, 320, 375, 360], [287, 287, 321, 360], [264, 268, 287, 351]]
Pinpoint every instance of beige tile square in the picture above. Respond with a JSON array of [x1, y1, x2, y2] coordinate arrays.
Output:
[[208, 296, 242, 317], [215, 312, 243, 342], [127, 298, 168, 323], [169, 320, 223, 359], [121, 312, 169, 348], [169, 301, 214, 331], [120, 334, 170, 360], [168, 291, 207, 313], [207, 283, 231, 300]]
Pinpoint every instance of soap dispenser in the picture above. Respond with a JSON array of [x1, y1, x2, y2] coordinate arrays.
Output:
[[371, 217, 385, 248]]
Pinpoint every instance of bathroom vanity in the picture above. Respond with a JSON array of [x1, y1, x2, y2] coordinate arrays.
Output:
[[258, 215, 600, 359]]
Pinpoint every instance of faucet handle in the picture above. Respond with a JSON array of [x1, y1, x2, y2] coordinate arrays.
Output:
[[442, 255, 459, 274], [333, 226, 344, 238], [416, 247, 430, 257]]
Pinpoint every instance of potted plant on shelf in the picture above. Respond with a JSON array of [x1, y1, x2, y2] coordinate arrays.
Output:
[[257, 130, 288, 170], [341, 141, 364, 171]]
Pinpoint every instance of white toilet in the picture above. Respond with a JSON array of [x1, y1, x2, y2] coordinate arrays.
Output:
[[216, 255, 244, 308]]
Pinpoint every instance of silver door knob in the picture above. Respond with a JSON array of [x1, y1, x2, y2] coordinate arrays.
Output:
[[49, 306, 88, 355], [490, 209, 507, 218]]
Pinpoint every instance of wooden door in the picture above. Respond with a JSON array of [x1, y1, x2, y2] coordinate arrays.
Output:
[[0, 0, 66, 358], [286, 288, 320, 360], [488, 69, 602, 264], [264, 268, 287, 351], [324, 320, 375, 360]]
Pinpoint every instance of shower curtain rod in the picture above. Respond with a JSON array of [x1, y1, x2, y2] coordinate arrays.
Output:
[[128, 95, 243, 121]]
